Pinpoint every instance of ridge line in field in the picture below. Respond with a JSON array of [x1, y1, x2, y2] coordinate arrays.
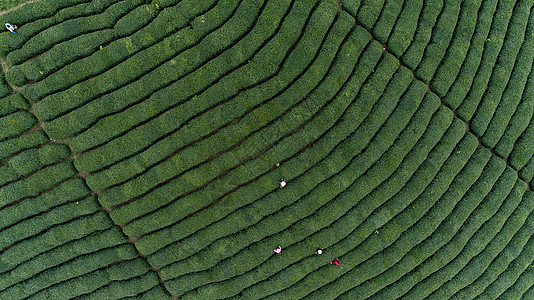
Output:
[[1, 40, 174, 299], [339, 5, 533, 194]]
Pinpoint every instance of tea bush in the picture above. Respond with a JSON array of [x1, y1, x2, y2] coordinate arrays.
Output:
[[0, 0, 532, 298]]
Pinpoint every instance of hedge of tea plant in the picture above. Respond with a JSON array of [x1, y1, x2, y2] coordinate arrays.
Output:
[[0, 0, 532, 298]]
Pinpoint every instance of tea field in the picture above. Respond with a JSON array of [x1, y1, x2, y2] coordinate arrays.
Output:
[[0, 0, 532, 298]]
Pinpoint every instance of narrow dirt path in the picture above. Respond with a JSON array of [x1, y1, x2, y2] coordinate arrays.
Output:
[[0, 0, 41, 16]]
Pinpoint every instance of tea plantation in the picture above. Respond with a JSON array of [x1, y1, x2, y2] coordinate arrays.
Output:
[[0, 0, 532, 298]]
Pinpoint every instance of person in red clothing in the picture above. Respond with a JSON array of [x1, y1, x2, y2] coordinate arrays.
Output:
[[332, 258, 340, 265]]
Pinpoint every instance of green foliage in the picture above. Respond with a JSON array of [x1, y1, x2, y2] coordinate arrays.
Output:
[[137, 26, 381, 257], [441, 0, 498, 110], [0, 226, 126, 290], [0, 130, 48, 160], [455, 0, 516, 121], [386, 0, 423, 57], [429, 0, 482, 97], [400, 154, 507, 299], [356, 0, 385, 31], [4, 65, 26, 87], [0, 111, 36, 140], [122, 285, 172, 299], [6, 0, 142, 68], [494, 65, 534, 159], [1, 245, 139, 299], [0, 0, 532, 298], [98, 1, 350, 213], [495, 233, 534, 300], [510, 112, 534, 172], [164, 52, 406, 286], [33, 0, 223, 120], [427, 177, 528, 299], [371, 0, 403, 43], [338, 0, 361, 18], [11, 143, 68, 170], [0, 74, 10, 99], [243, 98, 463, 300], [77, 271, 161, 299], [478, 2, 534, 150], [114, 4, 158, 37], [122, 0, 346, 238], [0, 195, 100, 252], [162, 75, 430, 296], [344, 133, 483, 299], [0, 0, 39, 11], [0, 178, 89, 230], [0, 212, 112, 273], [0, 93, 30, 117], [0, 0, 88, 23], [74, 0, 317, 179], [142, 32, 375, 261], [473, 194, 534, 299], [469, 0, 533, 140], [399, 0, 442, 70], [0, 144, 70, 184], [0, 0, 95, 56], [7, 30, 116, 84], [414, 0, 461, 83], [519, 155, 534, 187], [0, 161, 77, 207]]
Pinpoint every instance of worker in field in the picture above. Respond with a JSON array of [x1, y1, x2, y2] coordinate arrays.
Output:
[[279, 179, 286, 188], [274, 245, 282, 255], [5, 23, 17, 34]]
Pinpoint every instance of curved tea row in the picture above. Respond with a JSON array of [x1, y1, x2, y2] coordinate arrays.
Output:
[[0, 0, 531, 298]]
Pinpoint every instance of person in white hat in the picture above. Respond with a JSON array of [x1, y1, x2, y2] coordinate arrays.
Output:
[[5, 23, 17, 34], [279, 179, 286, 188]]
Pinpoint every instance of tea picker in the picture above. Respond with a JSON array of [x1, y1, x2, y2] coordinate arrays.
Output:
[[5, 23, 17, 34]]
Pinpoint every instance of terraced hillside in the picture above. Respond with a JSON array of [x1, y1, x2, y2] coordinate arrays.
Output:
[[0, 0, 532, 298]]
